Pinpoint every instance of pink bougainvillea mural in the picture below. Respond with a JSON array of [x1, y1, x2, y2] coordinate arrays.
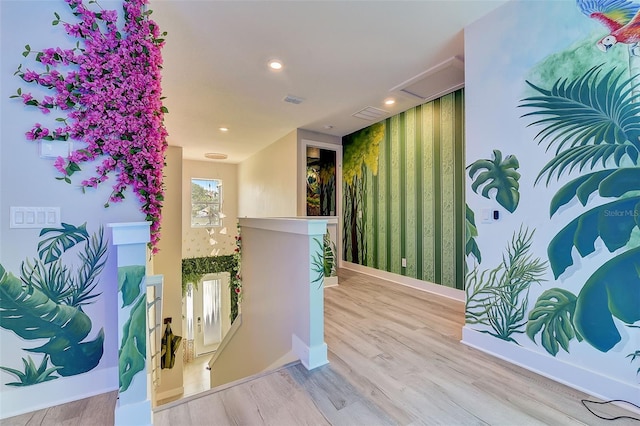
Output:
[[11, 0, 168, 252]]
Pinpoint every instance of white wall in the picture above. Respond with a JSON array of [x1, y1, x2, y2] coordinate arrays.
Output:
[[0, 1, 143, 418], [152, 145, 184, 402], [182, 159, 238, 258], [464, 0, 639, 406], [238, 130, 298, 218]]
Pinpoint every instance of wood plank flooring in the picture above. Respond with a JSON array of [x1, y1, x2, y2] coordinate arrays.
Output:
[[5, 268, 639, 425]]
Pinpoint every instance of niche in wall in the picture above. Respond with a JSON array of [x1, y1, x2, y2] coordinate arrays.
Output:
[[306, 147, 337, 216]]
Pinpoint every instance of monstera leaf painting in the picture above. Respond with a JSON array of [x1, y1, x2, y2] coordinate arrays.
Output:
[[0, 224, 107, 386], [468, 150, 521, 213], [0, 267, 103, 377]]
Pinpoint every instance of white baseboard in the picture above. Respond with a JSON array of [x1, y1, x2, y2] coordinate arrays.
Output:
[[292, 334, 329, 370], [462, 327, 640, 408], [0, 366, 119, 420], [341, 262, 464, 302]]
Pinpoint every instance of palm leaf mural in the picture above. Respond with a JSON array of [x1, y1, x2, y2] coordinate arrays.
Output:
[[520, 63, 640, 360], [520, 64, 640, 184], [468, 150, 521, 213], [465, 227, 547, 343], [0, 264, 104, 377], [323, 231, 337, 278], [0, 355, 59, 386], [311, 238, 325, 289], [0, 223, 107, 384]]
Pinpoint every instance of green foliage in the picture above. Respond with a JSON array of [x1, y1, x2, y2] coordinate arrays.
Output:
[[20, 226, 107, 310], [519, 64, 640, 186], [37, 223, 90, 264], [0, 263, 104, 377], [574, 246, 640, 352], [0, 355, 59, 386], [627, 350, 640, 375], [343, 122, 384, 184], [465, 204, 481, 269], [466, 227, 547, 343], [548, 195, 640, 278], [118, 294, 146, 392], [181, 255, 239, 322], [323, 231, 337, 278], [343, 123, 384, 265], [118, 265, 146, 307], [528, 246, 640, 355], [527, 288, 582, 356], [181, 255, 236, 295], [520, 64, 640, 363], [311, 238, 325, 289], [468, 150, 521, 213]]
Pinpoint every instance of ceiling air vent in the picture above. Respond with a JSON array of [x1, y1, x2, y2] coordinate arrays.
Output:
[[283, 94, 304, 104], [352, 106, 389, 121], [390, 56, 464, 102]]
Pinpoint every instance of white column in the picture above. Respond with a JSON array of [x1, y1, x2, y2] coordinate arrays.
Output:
[[108, 222, 152, 426]]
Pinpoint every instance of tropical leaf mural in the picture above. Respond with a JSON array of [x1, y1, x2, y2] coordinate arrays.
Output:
[[0, 223, 107, 385], [116, 263, 147, 392], [466, 227, 547, 343], [468, 150, 521, 213], [520, 61, 640, 357], [465, 204, 481, 273]]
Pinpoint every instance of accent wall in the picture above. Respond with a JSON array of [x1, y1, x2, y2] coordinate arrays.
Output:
[[463, 0, 639, 406], [342, 91, 465, 289], [0, 1, 144, 418]]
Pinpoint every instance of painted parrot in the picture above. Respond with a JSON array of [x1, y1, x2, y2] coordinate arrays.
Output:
[[577, 0, 640, 54]]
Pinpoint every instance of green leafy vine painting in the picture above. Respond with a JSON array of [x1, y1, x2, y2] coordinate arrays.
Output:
[[0, 223, 107, 386], [466, 226, 547, 343], [517, 0, 640, 376]]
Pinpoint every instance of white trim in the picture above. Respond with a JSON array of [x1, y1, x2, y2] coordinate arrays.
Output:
[[342, 261, 464, 302], [107, 222, 151, 245], [239, 217, 327, 236], [292, 334, 329, 370], [462, 327, 640, 409]]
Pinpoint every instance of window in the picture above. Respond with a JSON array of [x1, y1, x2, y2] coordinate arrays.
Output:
[[191, 178, 222, 227]]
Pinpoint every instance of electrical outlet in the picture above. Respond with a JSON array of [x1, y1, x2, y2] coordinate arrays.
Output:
[[402, 258, 407, 267]]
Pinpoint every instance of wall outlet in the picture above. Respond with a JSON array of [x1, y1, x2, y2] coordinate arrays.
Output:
[[401, 258, 407, 267]]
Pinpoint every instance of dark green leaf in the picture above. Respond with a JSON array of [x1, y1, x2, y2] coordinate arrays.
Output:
[[118, 265, 146, 307], [468, 150, 520, 213], [37, 223, 89, 264], [527, 288, 579, 356]]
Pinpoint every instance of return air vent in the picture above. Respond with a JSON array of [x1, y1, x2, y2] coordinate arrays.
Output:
[[352, 106, 389, 121], [390, 56, 464, 102]]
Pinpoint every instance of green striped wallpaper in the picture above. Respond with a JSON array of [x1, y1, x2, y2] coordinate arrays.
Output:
[[343, 89, 465, 289]]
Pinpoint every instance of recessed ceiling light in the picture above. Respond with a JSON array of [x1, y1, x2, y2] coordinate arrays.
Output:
[[204, 153, 228, 160], [323, 125, 334, 130], [219, 127, 229, 132], [384, 98, 396, 105], [268, 59, 283, 70]]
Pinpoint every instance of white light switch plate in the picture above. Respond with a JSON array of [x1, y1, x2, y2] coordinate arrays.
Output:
[[10, 207, 61, 229]]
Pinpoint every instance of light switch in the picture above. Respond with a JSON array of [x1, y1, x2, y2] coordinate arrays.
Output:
[[10, 207, 61, 228]]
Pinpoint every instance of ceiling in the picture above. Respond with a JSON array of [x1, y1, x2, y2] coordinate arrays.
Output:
[[151, 0, 507, 163]]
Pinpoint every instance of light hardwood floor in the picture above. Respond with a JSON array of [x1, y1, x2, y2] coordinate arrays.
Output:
[[6, 268, 639, 425]]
